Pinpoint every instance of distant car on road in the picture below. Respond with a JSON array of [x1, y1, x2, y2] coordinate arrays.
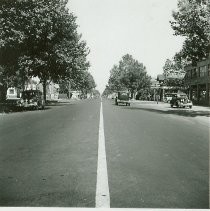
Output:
[[115, 91, 130, 106], [170, 96, 192, 108], [20, 90, 45, 110]]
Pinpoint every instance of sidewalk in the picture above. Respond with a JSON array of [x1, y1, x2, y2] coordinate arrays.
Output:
[[130, 100, 210, 111], [130, 100, 210, 127]]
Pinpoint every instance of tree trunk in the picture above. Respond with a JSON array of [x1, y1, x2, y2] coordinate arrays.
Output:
[[131, 90, 136, 100], [133, 91, 137, 100], [1, 85, 7, 102], [43, 79, 47, 103]]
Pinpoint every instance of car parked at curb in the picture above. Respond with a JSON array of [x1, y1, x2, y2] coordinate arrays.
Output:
[[170, 96, 193, 108], [20, 90, 45, 110]]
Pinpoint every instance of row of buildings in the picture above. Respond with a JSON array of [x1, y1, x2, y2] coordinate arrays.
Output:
[[4, 77, 83, 102], [151, 57, 210, 106], [107, 56, 210, 107], [5, 77, 60, 101]]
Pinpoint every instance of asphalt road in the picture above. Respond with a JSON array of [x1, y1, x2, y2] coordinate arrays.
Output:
[[103, 99, 209, 208], [0, 99, 100, 207], [0, 99, 209, 208]]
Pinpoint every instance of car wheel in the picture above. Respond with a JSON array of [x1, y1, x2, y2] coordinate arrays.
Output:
[[189, 105, 192, 109]]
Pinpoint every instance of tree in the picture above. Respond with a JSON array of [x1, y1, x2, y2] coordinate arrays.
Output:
[[102, 85, 112, 97], [106, 54, 151, 98], [80, 71, 96, 94], [0, 0, 90, 101], [163, 58, 185, 78], [118, 54, 151, 98], [162, 58, 186, 88], [92, 89, 100, 98], [170, 0, 210, 64], [108, 65, 126, 92]]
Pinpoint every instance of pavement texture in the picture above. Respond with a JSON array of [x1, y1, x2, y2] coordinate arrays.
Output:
[[0, 99, 100, 207], [0, 98, 209, 208], [130, 100, 210, 127], [103, 99, 209, 208]]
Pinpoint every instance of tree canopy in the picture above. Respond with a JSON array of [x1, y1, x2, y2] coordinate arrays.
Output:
[[0, 0, 92, 100], [170, 0, 210, 64], [106, 54, 151, 97], [161, 58, 186, 88]]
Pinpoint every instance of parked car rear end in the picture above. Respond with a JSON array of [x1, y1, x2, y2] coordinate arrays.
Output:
[[115, 91, 130, 106]]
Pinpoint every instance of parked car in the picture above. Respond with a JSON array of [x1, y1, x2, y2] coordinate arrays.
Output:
[[115, 91, 130, 106], [20, 90, 45, 110], [170, 96, 193, 108]]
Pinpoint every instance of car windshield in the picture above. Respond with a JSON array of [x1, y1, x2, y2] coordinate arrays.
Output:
[[120, 92, 128, 96]]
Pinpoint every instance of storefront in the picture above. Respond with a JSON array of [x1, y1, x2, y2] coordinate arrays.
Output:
[[185, 58, 210, 106]]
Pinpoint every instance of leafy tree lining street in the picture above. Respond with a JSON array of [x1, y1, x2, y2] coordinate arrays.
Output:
[[160, 0, 210, 92], [104, 54, 151, 99], [0, 0, 95, 101], [170, 0, 210, 64]]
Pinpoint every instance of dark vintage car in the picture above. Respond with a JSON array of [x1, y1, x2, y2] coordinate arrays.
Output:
[[170, 96, 193, 108], [20, 90, 45, 110], [115, 91, 130, 106]]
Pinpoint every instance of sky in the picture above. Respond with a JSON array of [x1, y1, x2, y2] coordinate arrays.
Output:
[[67, 0, 184, 93]]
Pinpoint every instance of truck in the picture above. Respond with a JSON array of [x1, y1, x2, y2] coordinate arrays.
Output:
[[115, 91, 131, 106], [5, 87, 22, 109]]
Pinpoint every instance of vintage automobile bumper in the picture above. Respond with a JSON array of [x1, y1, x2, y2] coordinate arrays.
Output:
[[180, 102, 193, 107], [117, 99, 130, 103], [22, 102, 38, 107]]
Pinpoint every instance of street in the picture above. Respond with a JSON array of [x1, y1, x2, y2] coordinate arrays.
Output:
[[0, 99, 209, 208]]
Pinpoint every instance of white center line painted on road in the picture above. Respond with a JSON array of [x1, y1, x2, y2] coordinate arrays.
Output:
[[95, 99, 110, 208]]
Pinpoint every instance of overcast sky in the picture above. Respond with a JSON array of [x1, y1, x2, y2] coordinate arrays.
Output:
[[67, 0, 184, 93]]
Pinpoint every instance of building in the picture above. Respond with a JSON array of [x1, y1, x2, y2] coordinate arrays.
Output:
[[71, 91, 81, 99], [156, 73, 186, 102], [46, 82, 59, 100], [24, 77, 40, 91], [6, 87, 21, 100], [184, 57, 210, 106], [6, 77, 60, 101]]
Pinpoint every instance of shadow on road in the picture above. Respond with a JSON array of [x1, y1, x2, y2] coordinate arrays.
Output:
[[0, 103, 70, 114], [120, 106, 210, 118]]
